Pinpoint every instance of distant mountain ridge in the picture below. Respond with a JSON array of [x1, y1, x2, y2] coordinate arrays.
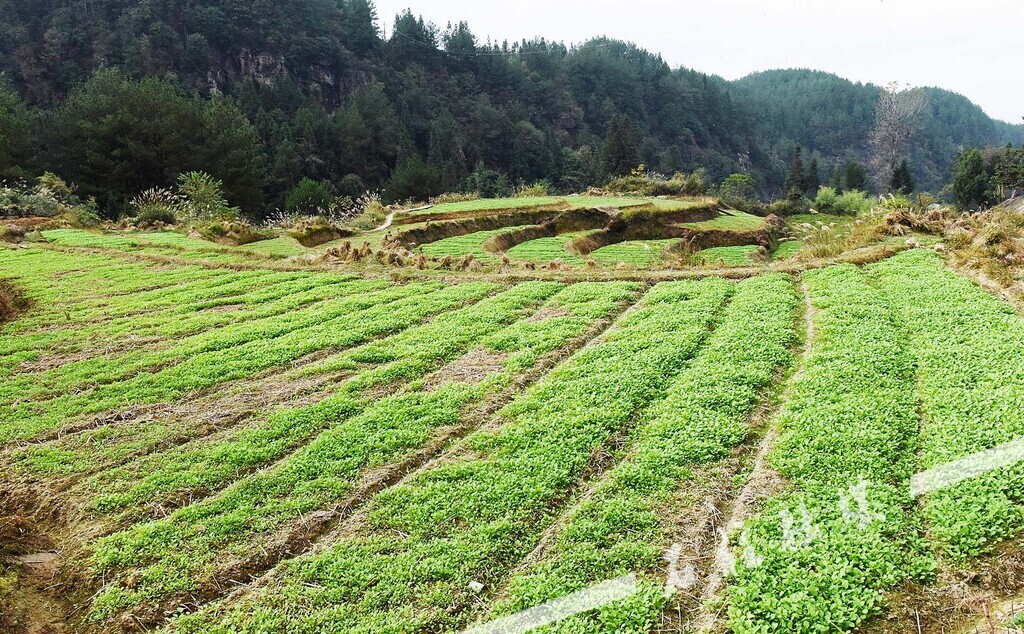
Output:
[[0, 0, 1020, 210]]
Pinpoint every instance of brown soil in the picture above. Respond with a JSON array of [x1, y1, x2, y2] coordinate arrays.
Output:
[[864, 542, 1024, 634], [526, 307, 572, 323], [422, 348, 509, 390], [14, 337, 163, 374], [198, 303, 245, 313], [1, 279, 30, 323], [0, 517, 71, 634]]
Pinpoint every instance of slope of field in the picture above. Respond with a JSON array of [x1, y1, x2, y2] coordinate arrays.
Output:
[[4, 242, 1024, 634], [505, 231, 596, 264], [590, 239, 677, 266]]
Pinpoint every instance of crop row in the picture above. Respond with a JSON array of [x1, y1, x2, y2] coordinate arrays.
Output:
[[725, 264, 933, 632], [0, 268, 333, 361], [506, 231, 593, 264], [418, 225, 532, 261], [76, 281, 571, 518], [0, 274, 389, 404], [871, 249, 1024, 558], [85, 281, 637, 623], [0, 281, 497, 444], [41, 229, 259, 264], [8, 277, 531, 484], [0, 248, 233, 331], [480, 273, 798, 631], [167, 278, 733, 633]]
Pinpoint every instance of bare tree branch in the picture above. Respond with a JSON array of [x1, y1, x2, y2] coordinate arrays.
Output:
[[868, 82, 928, 190]]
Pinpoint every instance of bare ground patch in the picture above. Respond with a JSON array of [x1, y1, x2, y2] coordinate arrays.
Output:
[[422, 347, 509, 390], [862, 542, 1024, 634], [13, 337, 163, 374], [0, 516, 71, 634], [526, 306, 571, 322]]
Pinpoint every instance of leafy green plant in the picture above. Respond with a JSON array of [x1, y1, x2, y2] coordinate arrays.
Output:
[[871, 250, 1024, 558], [485, 274, 797, 631], [176, 171, 239, 222], [168, 279, 732, 633], [725, 264, 934, 633]]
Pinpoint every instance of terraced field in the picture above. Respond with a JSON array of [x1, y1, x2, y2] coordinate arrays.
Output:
[[590, 239, 677, 266], [3, 242, 1024, 633], [505, 231, 595, 264]]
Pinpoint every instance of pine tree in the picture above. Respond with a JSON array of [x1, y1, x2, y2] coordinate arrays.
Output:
[[805, 158, 821, 197], [844, 160, 867, 191], [785, 145, 805, 201], [600, 115, 640, 179], [952, 148, 989, 210], [829, 166, 844, 193], [888, 159, 914, 194]]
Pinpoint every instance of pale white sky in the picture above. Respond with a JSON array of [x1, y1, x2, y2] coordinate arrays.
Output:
[[374, 0, 1023, 124]]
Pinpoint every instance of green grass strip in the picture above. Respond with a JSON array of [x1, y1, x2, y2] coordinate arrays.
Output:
[[481, 273, 797, 632], [418, 225, 532, 262], [78, 282, 571, 515], [724, 264, 933, 633], [167, 278, 732, 633], [0, 275, 387, 403], [870, 249, 1024, 558], [0, 282, 495, 444]]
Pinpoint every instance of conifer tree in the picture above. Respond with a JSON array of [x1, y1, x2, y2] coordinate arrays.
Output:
[[785, 145, 805, 200], [805, 157, 820, 197], [888, 158, 914, 194]]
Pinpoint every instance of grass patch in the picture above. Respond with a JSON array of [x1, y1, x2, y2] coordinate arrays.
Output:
[[418, 225, 533, 262], [590, 239, 676, 266], [505, 231, 596, 264], [682, 210, 766, 231], [697, 244, 761, 266]]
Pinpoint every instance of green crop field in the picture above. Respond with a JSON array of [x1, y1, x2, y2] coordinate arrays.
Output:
[[696, 244, 762, 265], [680, 209, 766, 231], [417, 225, 533, 261], [590, 239, 676, 266], [505, 230, 596, 264], [409, 195, 694, 216], [772, 239, 803, 259], [3, 239, 1024, 634]]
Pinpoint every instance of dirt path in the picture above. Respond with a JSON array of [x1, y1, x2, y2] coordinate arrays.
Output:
[[1, 519, 71, 634], [691, 278, 814, 632], [371, 211, 397, 233]]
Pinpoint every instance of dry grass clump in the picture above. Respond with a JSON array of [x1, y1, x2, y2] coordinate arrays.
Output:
[[0, 224, 25, 244], [0, 280, 28, 322], [795, 211, 890, 260], [943, 202, 1024, 297]]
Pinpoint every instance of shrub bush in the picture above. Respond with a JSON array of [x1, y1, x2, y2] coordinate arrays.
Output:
[[514, 181, 551, 197], [129, 187, 180, 226], [767, 198, 810, 217], [605, 171, 707, 196], [814, 187, 874, 215], [0, 174, 100, 226], [429, 191, 480, 205], [284, 178, 332, 215], [176, 171, 239, 222]]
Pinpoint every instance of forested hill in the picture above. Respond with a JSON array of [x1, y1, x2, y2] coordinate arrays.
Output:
[[732, 69, 1023, 191], [0, 0, 1021, 215]]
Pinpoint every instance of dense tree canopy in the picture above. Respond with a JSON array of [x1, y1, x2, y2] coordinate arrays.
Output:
[[0, 1, 1021, 217]]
